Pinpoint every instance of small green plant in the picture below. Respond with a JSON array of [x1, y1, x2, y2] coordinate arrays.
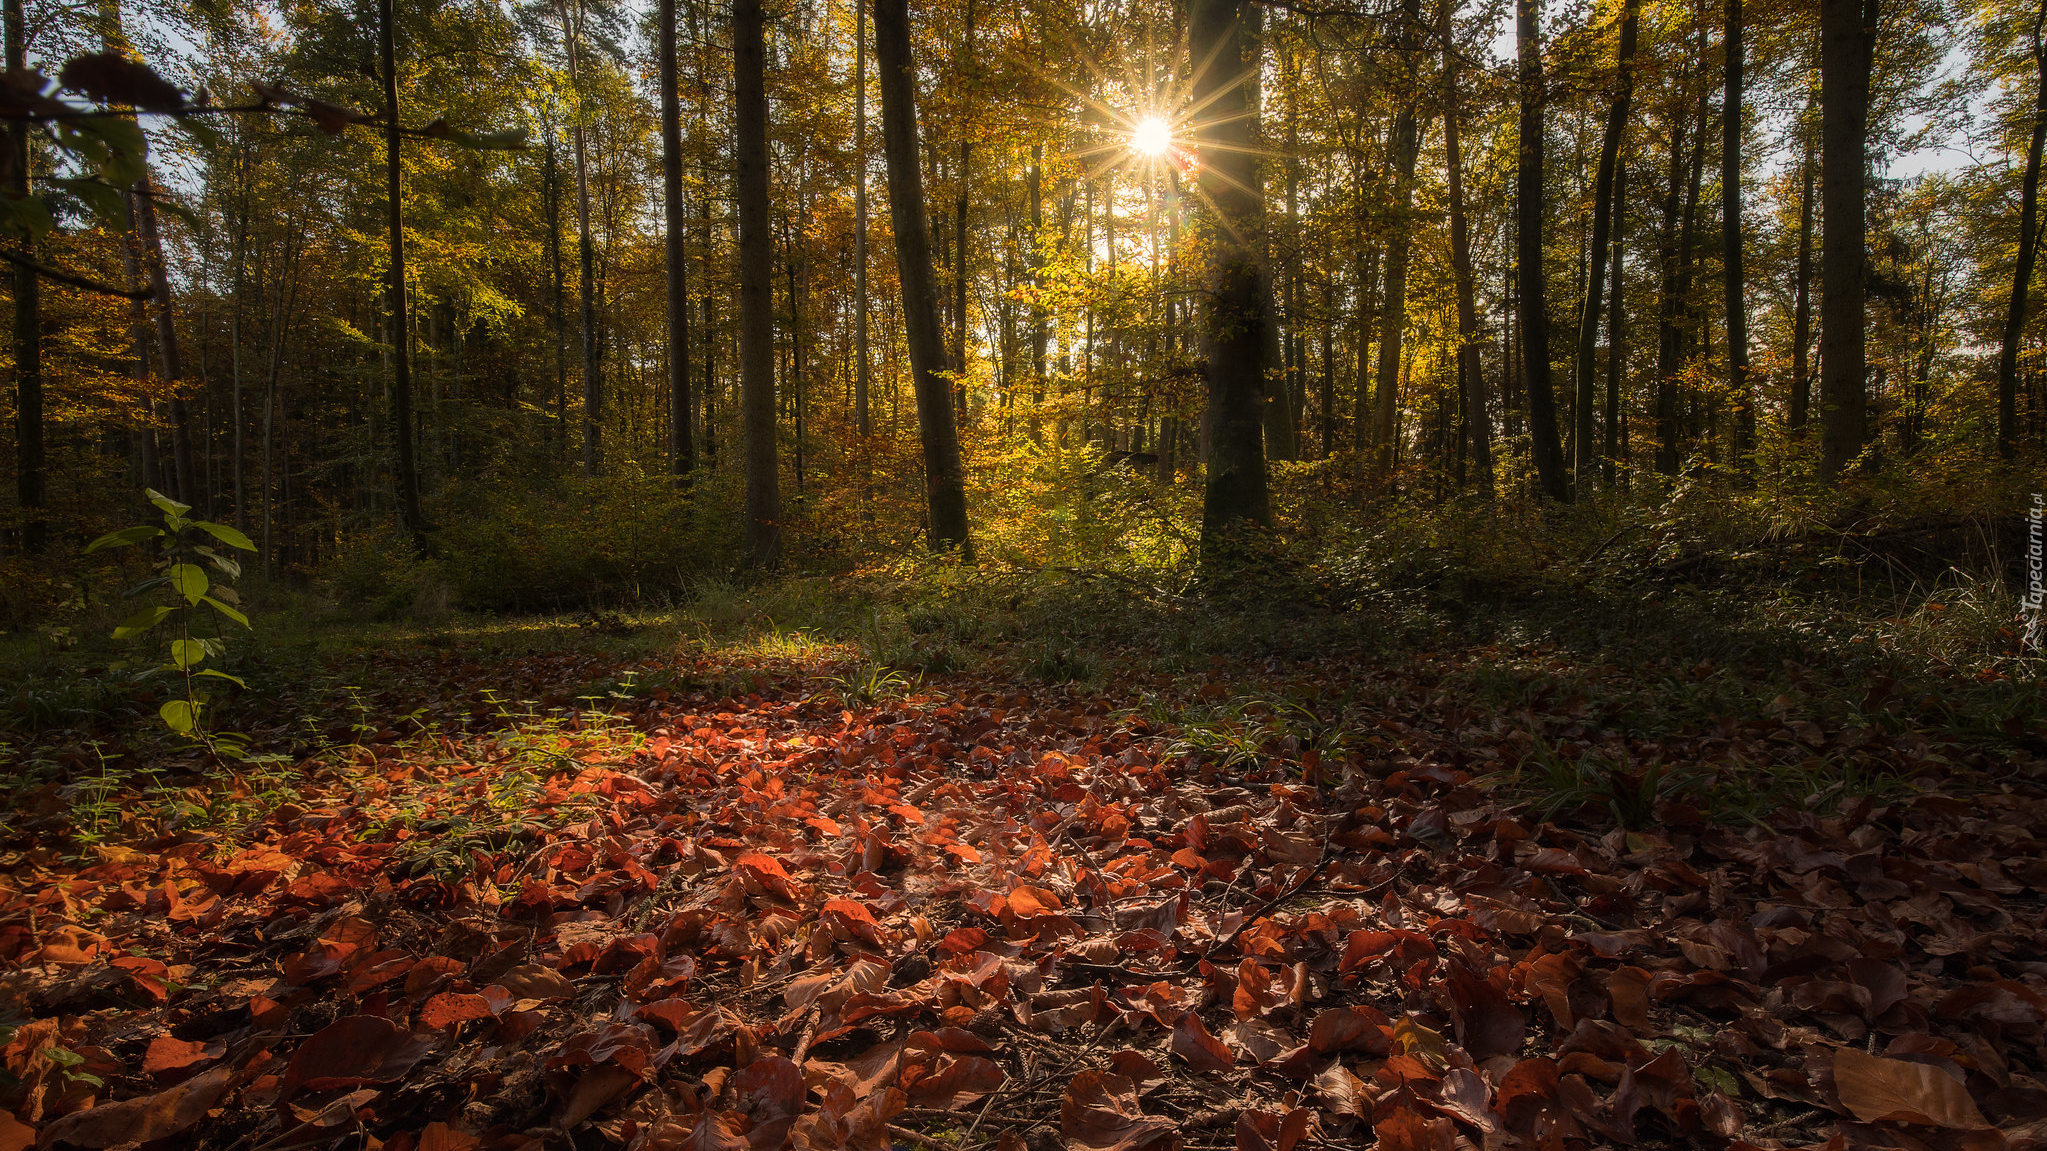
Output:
[[824, 662, 919, 707], [86, 489, 258, 745]]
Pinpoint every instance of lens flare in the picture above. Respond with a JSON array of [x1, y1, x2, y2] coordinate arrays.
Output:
[[1131, 115, 1173, 157]]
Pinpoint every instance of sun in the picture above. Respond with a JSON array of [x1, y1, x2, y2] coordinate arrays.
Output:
[[1131, 114, 1173, 157]]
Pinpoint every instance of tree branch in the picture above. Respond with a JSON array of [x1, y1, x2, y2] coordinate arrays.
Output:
[[0, 245, 152, 298]]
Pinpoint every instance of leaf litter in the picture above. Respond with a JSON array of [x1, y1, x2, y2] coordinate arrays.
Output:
[[2, 642, 2046, 1151]]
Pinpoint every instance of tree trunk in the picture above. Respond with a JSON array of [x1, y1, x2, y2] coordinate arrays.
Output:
[[133, 179, 195, 506], [854, 0, 871, 438], [5, 0, 40, 552], [1191, 0, 1272, 544], [735, 0, 781, 563], [1571, 0, 1638, 497], [544, 128, 569, 451], [1998, 0, 2047, 459], [1442, 0, 1493, 493], [874, 0, 971, 554], [1604, 162, 1627, 487], [1516, 0, 1570, 501], [660, 0, 694, 479], [1790, 109, 1815, 437], [1820, 0, 1875, 479], [1373, 0, 1424, 476], [562, 0, 602, 477], [1723, 0, 1753, 468], [380, 0, 427, 544], [953, 0, 973, 423]]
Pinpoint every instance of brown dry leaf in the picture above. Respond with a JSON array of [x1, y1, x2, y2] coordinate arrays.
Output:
[[1060, 1070, 1178, 1151], [1833, 1047, 1989, 1128], [1172, 1011, 1235, 1073], [280, 1016, 433, 1097], [34, 1063, 232, 1149]]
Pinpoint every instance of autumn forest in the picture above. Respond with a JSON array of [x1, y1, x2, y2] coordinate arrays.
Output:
[[2, 0, 2047, 1146]]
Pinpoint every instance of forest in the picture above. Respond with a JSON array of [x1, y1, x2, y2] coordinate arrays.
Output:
[[2, 0, 2047, 1145]]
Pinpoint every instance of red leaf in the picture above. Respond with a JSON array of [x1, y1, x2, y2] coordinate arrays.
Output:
[[34, 1064, 232, 1148], [906, 1055, 1005, 1110], [1060, 1070, 1177, 1151], [417, 992, 494, 1030]]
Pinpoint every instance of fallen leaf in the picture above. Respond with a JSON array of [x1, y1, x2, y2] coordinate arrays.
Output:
[[1833, 1047, 1988, 1128]]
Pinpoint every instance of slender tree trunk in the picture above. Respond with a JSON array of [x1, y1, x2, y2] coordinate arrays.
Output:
[[1028, 143, 1046, 427], [1373, 0, 1424, 476], [1723, 0, 1753, 468], [5, 0, 40, 551], [1605, 163, 1627, 487], [735, 0, 781, 562], [875, 0, 971, 554], [952, 0, 973, 423], [660, 0, 694, 480], [1999, 0, 2047, 459], [380, 0, 427, 544], [561, 0, 602, 477], [544, 129, 569, 452], [1517, 0, 1570, 500], [1655, 102, 1689, 475], [1820, 0, 1875, 479], [1191, 0, 1271, 543], [1571, 0, 1638, 496], [854, 0, 871, 438], [1442, 0, 1493, 492], [133, 179, 195, 505], [1791, 110, 1816, 437]]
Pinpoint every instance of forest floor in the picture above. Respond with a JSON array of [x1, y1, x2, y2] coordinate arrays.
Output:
[[2, 573, 2046, 1151]]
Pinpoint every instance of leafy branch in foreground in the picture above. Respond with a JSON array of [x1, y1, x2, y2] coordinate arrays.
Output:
[[86, 489, 256, 746]]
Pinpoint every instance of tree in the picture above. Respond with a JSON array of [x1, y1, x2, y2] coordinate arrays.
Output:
[[1997, 0, 2047, 460], [874, 0, 970, 554], [1373, 0, 1424, 477], [5, 0, 40, 553], [1442, 0, 1492, 492], [381, 0, 428, 544], [1723, 0, 1752, 469], [734, 0, 780, 563], [1517, 0, 1570, 501], [1820, 0, 1876, 480], [1572, 0, 1638, 497], [660, 0, 693, 480], [1191, 0, 1272, 543]]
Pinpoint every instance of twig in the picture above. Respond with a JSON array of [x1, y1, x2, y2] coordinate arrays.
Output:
[[887, 1123, 963, 1151], [0, 245, 152, 298]]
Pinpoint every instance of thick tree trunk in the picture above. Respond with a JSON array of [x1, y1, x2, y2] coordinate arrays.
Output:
[[380, 0, 427, 544], [1723, 0, 1753, 468], [734, 0, 780, 562], [660, 0, 693, 479], [1442, 1, 1493, 493], [1790, 112, 1815, 437], [1191, 0, 1272, 543], [1516, 0, 1570, 501], [1998, 1, 2047, 459], [5, 0, 40, 552], [1571, 0, 1638, 497], [874, 0, 971, 554], [1820, 0, 1875, 479]]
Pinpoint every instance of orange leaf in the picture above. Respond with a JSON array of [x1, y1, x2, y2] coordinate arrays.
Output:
[[1833, 1048, 1988, 1129]]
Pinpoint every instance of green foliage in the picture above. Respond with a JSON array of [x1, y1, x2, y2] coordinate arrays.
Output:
[[85, 490, 257, 743]]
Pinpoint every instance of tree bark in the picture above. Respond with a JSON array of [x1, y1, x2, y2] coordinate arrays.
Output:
[[854, 0, 871, 438], [1571, 0, 1638, 497], [1790, 108, 1815, 437], [1191, 0, 1272, 544], [735, 0, 781, 562], [380, 0, 427, 544], [1998, 0, 2047, 459], [1442, 0, 1493, 493], [1516, 0, 1570, 501], [1820, 0, 1875, 479], [1723, 0, 1753, 468], [660, 0, 694, 479], [5, 0, 40, 552], [1604, 162, 1627, 487], [874, 0, 971, 554], [1373, 0, 1424, 476], [133, 178, 195, 506], [561, 0, 602, 477]]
